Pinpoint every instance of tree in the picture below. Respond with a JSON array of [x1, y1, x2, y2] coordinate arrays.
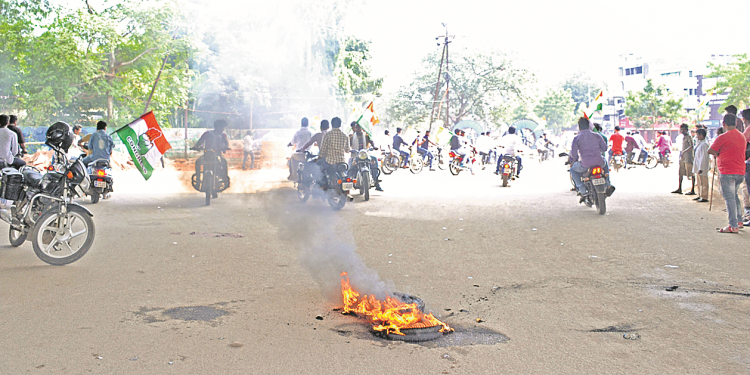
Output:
[[561, 72, 602, 114], [333, 37, 383, 108], [534, 88, 575, 132], [624, 79, 668, 129], [706, 53, 750, 108], [387, 49, 532, 128]]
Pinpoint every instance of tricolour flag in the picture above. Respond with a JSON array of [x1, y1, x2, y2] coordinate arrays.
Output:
[[115, 111, 172, 180], [356, 102, 379, 136]]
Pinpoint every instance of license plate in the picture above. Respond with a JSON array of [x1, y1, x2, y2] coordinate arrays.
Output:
[[94, 180, 106, 188], [342, 182, 354, 191], [592, 178, 606, 185], [503, 167, 510, 174]]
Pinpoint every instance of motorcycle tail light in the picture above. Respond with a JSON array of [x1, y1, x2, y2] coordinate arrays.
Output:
[[96, 170, 106, 177], [346, 178, 351, 182], [48, 165, 54, 171], [592, 166, 602, 175]]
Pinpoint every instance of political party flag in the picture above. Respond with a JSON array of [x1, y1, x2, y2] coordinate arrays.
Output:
[[356, 101, 379, 136], [594, 91, 603, 101], [115, 111, 172, 180]]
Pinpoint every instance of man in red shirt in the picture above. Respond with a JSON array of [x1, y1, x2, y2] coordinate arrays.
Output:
[[608, 126, 625, 162], [709, 114, 747, 233]]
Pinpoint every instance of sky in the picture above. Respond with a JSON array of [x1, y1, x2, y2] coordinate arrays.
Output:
[[54, 0, 750, 95]]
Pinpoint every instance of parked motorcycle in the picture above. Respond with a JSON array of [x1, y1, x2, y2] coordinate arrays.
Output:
[[1, 122, 96, 265], [191, 150, 229, 206], [85, 159, 113, 203], [296, 152, 351, 210]]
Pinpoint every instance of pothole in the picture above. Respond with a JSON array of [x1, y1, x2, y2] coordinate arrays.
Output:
[[163, 306, 228, 321]]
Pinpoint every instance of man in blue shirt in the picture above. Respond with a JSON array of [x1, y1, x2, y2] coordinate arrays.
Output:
[[81, 121, 114, 166], [568, 117, 615, 197], [392, 128, 410, 168]]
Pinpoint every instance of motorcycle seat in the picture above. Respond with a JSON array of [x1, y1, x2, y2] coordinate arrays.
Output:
[[22, 169, 43, 188], [333, 163, 348, 174]]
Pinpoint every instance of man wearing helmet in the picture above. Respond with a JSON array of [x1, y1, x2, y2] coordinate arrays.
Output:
[[0, 114, 26, 169], [81, 121, 114, 166]]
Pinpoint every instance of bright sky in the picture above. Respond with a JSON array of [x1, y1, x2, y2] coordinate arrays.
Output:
[[54, 0, 750, 95], [345, 0, 750, 93]]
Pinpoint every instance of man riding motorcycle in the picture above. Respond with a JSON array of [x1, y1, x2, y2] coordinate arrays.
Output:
[[349, 122, 383, 191], [317, 117, 350, 181], [191, 119, 230, 194], [568, 117, 616, 198], [495, 127, 523, 178], [81, 121, 115, 167]]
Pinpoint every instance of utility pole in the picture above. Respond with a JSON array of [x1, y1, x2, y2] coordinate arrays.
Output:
[[428, 23, 454, 134]]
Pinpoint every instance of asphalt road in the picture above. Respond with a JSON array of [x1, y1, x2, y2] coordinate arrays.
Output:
[[1, 157, 749, 374]]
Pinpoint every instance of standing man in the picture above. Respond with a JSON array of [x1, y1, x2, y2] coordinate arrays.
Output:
[[709, 114, 747, 233], [741, 109, 750, 226], [242, 131, 255, 170], [287, 117, 312, 180], [692, 128, 710, 203], [0, 115, 24, 168], [7, 115, 26, 155], [672, 124, 695, 195], [392, 128, 410, 168]]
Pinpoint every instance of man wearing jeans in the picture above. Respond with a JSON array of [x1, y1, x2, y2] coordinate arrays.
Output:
[[709, 114, 747, 233], [568, 117, 615, 198], [741, 109, 750, 225]]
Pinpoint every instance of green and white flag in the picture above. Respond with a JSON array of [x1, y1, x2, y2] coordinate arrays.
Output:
[[115, 111, 172, 180]]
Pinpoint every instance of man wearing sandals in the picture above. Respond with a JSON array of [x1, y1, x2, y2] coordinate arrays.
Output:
[[709, 114, 747, 233]]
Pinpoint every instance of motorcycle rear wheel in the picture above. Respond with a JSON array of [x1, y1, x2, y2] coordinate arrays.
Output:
[[328, 191, 346, 210], [9, 226, 27, 247], [449, 160, 460, 176], [90, 190, 100, 204], [297, 184, 310, 203], [663, 158, 670, 168], [32, 205, 95, 266], [502, 174, 509, 187], [595, 192, 607, 215]]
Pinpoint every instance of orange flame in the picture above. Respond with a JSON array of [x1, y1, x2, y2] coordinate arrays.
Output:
[[340, 272, 453, 335]]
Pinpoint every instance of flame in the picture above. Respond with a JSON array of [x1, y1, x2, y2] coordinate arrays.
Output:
[[340, 272, 453, 336]]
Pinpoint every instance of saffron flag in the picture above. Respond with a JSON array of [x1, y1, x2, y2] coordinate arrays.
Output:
[[115, 111, 172, 180], [356, 102, 379, 136], [594, 91, 603, 101]]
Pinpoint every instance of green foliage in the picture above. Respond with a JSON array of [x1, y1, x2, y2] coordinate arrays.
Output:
[[0, 0, 196, 127], [534, 88, 576, 131], [387, 49, 532, 128], [333, 37, 383, 107], [707, 53, 750, 108], [561, 72, 602, 114], [624, 79, 669, 129]]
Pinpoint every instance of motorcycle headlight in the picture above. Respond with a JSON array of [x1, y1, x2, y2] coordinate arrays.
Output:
[[358, 150, 368, 160]]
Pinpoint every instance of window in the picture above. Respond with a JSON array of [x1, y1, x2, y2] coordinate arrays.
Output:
[[635, 66, 643, 74], [661, 72, 681, 77], [689, 71, 693, 77]]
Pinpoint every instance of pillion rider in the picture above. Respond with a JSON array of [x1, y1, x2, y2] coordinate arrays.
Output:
[[567, 117, 615, 199]]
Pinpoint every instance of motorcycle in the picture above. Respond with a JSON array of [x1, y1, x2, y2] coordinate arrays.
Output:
[[380, 147, 401, 175], [85, 159, 113, 203], [609, 152, 624, 172], [349, 149, 378, 201], [1, 140, 96, 265], [448, 148, 476, 176], [296, 152, 351, 210], [498, 154, 519, 187], [645, 148, 670, 169], [578, 165, 608, 215], [191, 150, 229, 206]]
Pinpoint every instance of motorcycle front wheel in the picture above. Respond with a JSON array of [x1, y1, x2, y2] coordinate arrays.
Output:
[[437, 155, 447, 170], [9, 226, 27, 247], [409, 157, 424, 174], [205, 169, 213, 206], [361, 174, 370, 201], [381, 158, 395, 175], [645, 156, 658, 169], [32, 205, 95, 266]]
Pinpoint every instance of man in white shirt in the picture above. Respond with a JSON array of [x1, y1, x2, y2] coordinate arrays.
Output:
[[632, 131, 647, 163], [242, 131, 254, 170], [495, 127, 523, 177], [0, 115, 23, 169], [287, 117, 312, 179], [476, 132, 493, 164]]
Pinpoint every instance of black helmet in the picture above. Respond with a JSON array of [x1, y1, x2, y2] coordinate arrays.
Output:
[[46, 121, 74, 152]]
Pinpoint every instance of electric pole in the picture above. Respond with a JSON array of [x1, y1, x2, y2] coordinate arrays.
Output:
[[428, 23, 455, 133]]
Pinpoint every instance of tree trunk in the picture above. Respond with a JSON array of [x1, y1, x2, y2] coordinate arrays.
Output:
[[107, 50, 116, 120]]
